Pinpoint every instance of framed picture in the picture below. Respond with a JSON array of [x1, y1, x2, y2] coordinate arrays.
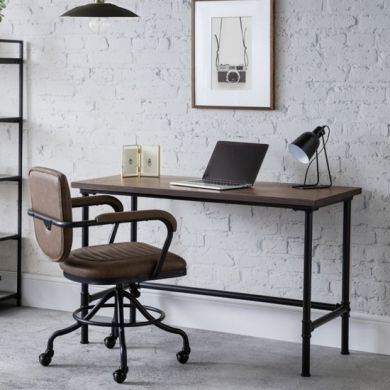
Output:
[[121, 145, 160, 178], [122, 145, 140, 177], [192, 0, 275, 110], [140, 145, 160, 177]]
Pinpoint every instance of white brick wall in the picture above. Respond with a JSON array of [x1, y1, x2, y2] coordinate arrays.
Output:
[[0, 0, 389, 318]]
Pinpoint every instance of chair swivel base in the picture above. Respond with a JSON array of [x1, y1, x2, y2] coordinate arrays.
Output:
[[38, 285, 191, 384]]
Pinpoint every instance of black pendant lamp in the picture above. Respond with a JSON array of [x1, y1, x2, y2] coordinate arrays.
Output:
[[62, 0, 139, 18]]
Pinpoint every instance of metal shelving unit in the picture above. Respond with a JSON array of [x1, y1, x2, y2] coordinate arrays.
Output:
[[0, 39, 23, 306]]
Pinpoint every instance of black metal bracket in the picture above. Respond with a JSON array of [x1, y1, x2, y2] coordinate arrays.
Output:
[[311, 304, 349, 331]]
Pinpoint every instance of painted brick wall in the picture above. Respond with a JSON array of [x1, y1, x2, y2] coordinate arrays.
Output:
[[0, 0, 389, 317]]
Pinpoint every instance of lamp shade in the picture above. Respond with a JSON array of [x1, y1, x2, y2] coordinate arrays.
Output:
[[288, 131, 321, 164], [62, 1, 139, 18]]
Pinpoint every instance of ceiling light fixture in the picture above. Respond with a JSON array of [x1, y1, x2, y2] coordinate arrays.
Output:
[[62, 0, 139, 32], [62, 0, 139, 18]]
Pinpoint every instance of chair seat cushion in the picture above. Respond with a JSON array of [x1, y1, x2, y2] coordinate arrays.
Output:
[[60, 242, 186, 284]]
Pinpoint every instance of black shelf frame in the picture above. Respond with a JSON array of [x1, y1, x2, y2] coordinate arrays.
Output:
[[0, 39, 23, 306], [0, 233, 19, 241], [0, 117, 22, 123], [0, 58, 22, 64]]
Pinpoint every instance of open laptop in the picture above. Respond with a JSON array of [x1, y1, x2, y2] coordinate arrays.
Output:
[[170, 141, 269, 191]]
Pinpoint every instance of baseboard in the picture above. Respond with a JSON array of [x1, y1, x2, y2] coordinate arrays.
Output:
[[4, 272, 390, 355]]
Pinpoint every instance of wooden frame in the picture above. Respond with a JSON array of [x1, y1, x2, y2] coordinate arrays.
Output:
[[192, 0, 275, 110]]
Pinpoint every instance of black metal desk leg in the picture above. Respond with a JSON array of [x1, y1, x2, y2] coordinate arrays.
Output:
[[341, 200, 351, 355], [130, 196, 138, 323], [81, 193, 90, 344], [131, 196, 138, 242], [301, 210, 313, 377]]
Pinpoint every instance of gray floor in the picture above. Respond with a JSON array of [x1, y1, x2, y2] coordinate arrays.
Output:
[[0, 307, 390, 389]]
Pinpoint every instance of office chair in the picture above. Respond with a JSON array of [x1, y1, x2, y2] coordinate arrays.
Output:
[[27, 167, 190, 384]]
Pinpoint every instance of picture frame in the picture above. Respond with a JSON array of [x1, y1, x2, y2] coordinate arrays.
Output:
[[192, 0, 275, 110], [122, 145, 139, 178], [121, 145, 160, 178], [140, 145, 160, 177]]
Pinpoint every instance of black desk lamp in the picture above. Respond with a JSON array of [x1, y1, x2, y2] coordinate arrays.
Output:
[[288, 125, 332, 189]]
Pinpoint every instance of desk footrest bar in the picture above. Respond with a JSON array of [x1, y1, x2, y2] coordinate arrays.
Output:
[[139, 282, 336, 311], [311, 305, 349, 331]]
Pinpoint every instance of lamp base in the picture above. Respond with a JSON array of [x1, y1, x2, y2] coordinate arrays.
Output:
[[292, 184, 332, 190]]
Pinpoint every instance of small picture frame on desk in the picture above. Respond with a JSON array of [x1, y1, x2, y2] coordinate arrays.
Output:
[[122, 145, 140, 178], [122, 145, 160, 178], [140, 145, 160, 177]]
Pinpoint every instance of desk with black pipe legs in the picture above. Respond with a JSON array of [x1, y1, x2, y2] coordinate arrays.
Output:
[[72, 175, 361, 377]]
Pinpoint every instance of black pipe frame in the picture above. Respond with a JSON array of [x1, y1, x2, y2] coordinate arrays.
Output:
[[138, 282, 337, 311], [341, 200, 351, 355], [81, 194, 90, 344], [77, 191, 353, 378]]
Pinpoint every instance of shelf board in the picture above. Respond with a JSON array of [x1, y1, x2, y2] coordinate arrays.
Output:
[[0, 233, 19, 242], [0, 58, 22, 64], [0, 175, 20, 182], [0, 291, 18, 302], [0, 117, 22, 123]]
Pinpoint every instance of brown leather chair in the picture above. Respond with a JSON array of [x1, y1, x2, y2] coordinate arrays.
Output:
[[28, 167, 190, 384]]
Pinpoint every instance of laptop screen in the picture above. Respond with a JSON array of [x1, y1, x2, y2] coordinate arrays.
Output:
[[202, 141, 269, 185]]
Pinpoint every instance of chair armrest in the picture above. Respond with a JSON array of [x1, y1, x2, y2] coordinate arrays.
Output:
[[28, 207, 177, 278], [71, 195, 123, 212], [95, 210, 177, 278], [27, 208, 97, 229], [95, 210, 177, 232]]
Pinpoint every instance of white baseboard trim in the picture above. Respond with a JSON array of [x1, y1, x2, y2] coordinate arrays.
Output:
[[4, 272, 390, 355]]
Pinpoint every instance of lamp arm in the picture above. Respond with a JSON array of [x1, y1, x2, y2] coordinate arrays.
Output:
[[322, 133, 333, 187], [303, 149, 320, 186]]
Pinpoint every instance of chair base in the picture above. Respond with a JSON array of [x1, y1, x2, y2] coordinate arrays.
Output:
[[73, 303, 165, 327], [38, 284, 191, 384]]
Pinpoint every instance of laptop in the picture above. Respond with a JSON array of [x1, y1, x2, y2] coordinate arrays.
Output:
[[170, 141, 269, 191]]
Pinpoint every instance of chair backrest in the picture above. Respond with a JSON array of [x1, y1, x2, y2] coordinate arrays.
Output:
[[29, 167, 73, 262]]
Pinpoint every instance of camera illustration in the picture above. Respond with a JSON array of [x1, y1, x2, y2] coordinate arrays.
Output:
[[217, 64, 247, 84]]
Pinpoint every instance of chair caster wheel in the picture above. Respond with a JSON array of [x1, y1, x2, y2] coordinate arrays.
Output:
[[176, 349, 190, 364], [113, 368, 127, 384], [39, 350, 54, 367], [104, 336, 117, 349]]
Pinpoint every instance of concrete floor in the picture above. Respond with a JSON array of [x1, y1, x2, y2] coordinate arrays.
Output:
[[0, 307, 390, 390]]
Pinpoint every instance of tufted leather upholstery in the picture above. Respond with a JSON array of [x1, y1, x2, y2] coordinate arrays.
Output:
[[60, 242, 186, 283]]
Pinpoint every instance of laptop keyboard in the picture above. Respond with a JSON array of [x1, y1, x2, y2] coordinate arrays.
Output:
[[192, 178, 244, 186]]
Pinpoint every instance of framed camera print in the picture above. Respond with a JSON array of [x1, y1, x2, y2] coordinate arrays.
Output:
[[192, 0, 275, 110]]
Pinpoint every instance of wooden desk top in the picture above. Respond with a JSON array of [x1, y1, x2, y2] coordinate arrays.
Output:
[[72, 175, 362, 210]]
